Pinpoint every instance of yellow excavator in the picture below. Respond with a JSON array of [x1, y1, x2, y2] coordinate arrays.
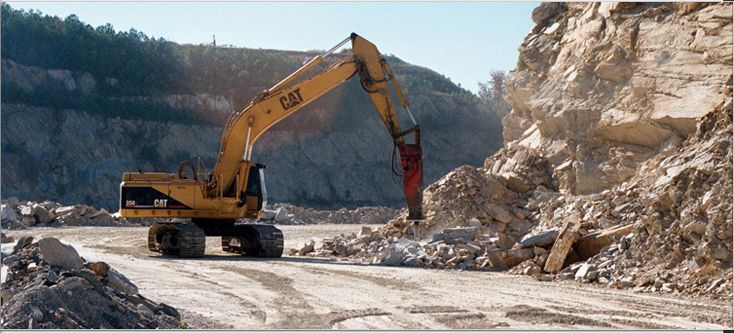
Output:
[[119, 33, 423, 257]]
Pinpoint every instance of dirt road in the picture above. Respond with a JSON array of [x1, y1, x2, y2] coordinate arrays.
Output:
[[6, 226, 731, 329]]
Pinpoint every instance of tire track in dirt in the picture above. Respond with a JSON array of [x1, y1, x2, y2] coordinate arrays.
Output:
[[546, 304, 661, 319], [85, 242, 149, 258], [400, 305, 468, 314], [434, 312, 510, 329], [303, 266, 421, 292], [223, 266, 329, 328], [608, 317, 681, 329], [498, 279, 730, 327], [179, 310, 233, 329], [554, 281, 726, 313], [170, 267, 268, 323], [224, 265, 409, 329], [588, 291, 731, 326], [326, 308, 392, 326], [224, 266, 313, 311], [503, 304, 615, 328], [543, 304, 682, 329], [271, 308, 392, 329]]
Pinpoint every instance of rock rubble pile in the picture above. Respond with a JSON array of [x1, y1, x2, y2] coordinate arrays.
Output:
[[260, 204, 397, 225], [292, 2, 732, 299], [1, 236, 182, 329], [1, 198, 137, 230], [1, 198, 398, 229]]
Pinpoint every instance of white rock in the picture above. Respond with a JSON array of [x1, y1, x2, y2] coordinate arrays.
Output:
[[274, 207, 289, 223], [575, 264, 592, 280], [54, 206, 77, 217]]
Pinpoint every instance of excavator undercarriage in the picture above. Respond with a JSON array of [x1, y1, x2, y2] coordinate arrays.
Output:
[[147, 220, 284, 258]]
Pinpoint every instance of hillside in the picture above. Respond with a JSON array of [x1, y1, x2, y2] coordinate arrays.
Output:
[[0, 4, 503, 209]]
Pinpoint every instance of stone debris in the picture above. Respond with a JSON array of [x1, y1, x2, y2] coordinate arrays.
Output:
[[2, 200, 397, 229], [505, 2, 731, 299], [572, 224, 634, 261], [260, 204, 398, 225], [1, 199, 141, 230], [297, 240, 316, 256], [1, 237, 182, 329]]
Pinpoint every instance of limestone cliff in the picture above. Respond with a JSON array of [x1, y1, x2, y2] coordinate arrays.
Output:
[[503, 2, 731, 195], [379, 2, 731, 297]]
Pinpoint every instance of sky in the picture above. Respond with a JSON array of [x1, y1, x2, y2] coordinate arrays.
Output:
[[8, 1, 539, 94]]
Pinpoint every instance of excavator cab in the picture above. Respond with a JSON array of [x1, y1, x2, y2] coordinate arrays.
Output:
[[241, 164, 267, 212]]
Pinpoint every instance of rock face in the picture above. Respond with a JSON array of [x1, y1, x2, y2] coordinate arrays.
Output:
[[309, 2, 732, 299], [503, 2, 732, 195], [1, 57, 502, 210], [500, 1, 733, 297]]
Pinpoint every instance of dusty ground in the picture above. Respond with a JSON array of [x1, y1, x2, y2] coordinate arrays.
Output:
[[5, 226, 732, 329]]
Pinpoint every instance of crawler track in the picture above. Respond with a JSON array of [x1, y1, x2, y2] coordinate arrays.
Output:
[[148, 223, 206, 257], [147, 221, 283, 258], [221, 224, 284, 257]]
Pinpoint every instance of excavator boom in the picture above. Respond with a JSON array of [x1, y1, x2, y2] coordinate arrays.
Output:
[[212, 33, 424, 219]]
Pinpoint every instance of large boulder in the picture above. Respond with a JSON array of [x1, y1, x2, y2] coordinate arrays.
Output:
[[38, 237, 83, 270], [486, 248, 534, 270], [53, 206, 77, 218], [520, 230, 559, 248]]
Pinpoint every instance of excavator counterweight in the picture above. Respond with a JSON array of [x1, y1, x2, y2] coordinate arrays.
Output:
[[120, 33, 424, 257]]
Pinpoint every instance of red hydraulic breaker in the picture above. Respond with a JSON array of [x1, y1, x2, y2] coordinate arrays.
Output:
[[397, 127, 424, 220]]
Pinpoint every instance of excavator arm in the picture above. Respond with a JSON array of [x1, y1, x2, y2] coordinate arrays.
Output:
[[211, 33, 424, 219]]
